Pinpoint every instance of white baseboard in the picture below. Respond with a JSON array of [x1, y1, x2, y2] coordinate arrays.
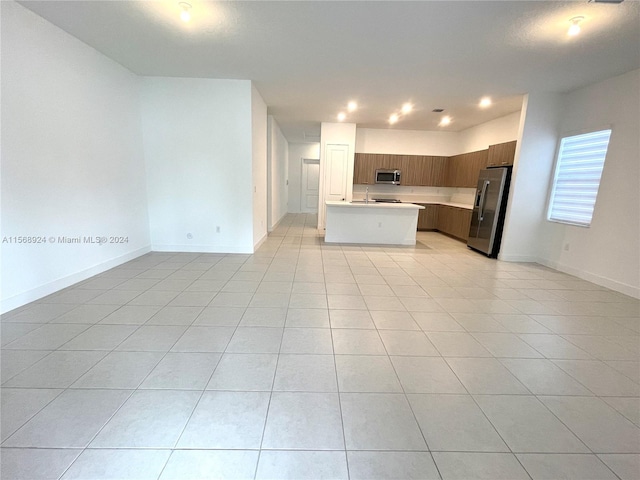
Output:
[[537, 257, 640, 299], [268, 213, 286, 233], [253, 233, 268, 251], [1, 246, 152, 314], [497, 253, 538, 263], [151, 244, 254, 254]]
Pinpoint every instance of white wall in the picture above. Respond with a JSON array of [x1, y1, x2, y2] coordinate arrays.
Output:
[[356, 114, 520, 157], [252, 85, 268, 247], [537, 70, 640, 298], [266, 115, 289, 230], [141, 77, 255, 254], [287, 143, 320, 213], [318, 123, 357, 229], [356, 128, 459, 156], [500, 93, 563, 263], [457, 112, 521, 154], [1, 1, 150, 313]]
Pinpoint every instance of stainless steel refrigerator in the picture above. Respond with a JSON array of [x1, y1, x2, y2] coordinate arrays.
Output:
[[467, 167, 512, 258]]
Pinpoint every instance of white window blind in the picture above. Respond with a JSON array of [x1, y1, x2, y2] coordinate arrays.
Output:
[[548, 129, 611, 227]]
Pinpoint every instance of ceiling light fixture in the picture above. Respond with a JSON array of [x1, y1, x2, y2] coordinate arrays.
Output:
[[389, 114, 399, 125], [479, 97, 492, 108], [439, 116, 452, 127], [347, 101, 358, 112], [337, 112, 346, 122], [401, 103, 413, 114], [568, 16, 584, 36], [179, 2, 192, 22]]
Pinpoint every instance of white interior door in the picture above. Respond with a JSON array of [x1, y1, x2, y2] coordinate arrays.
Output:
[[325, 144, 348, 201], [320, 144, 349, 228], [301, 158, 320, 213]]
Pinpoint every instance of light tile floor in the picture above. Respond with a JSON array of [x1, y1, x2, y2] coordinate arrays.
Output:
[[2, 213, 639, 480]]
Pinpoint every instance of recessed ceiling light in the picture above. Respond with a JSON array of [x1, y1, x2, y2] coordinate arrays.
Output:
[[439, 116, 452, 127], [347, 101, 358, 112], [389, 114, 399, 125], [401, 103, 413, 114], [479, 97, 492, 108], [179, 2, 192, 22], [337, 112, 346, 122], [568, 16, 584, 36]]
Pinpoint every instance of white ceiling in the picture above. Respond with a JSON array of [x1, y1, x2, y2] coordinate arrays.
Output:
[[17, 0, 640, 143]]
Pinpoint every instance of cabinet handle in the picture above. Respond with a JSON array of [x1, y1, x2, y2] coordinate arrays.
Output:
[[501, 161, 508, 165]]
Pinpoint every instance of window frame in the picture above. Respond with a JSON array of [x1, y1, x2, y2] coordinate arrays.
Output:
[[546, 126, 612, 228]]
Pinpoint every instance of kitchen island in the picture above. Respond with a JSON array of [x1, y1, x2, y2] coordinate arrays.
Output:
[[325, 201, 424, 245]]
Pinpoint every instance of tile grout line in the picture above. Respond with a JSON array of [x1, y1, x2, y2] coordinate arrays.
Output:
[[152, 251, 251, 480], [376, 252, 444, 480], [49, 252, 232, 479], [1, 216, 638, 479], [253, 239, 298, 480], [46, 253, 205, 478], [327, 245, 351, 480]]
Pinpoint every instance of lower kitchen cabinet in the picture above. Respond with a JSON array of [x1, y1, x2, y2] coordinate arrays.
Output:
[[436, 205, 472, 241], [417, 204, 439, 230]]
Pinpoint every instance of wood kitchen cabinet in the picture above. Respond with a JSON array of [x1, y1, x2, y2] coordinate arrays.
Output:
[[424, 156, 447, 186], [444, 149, 488, 188], [400, 156, 447, 187], [353, 153, 402, 184], [416, 204, 439, 230], [437, 205, 472, 241], [354, 153, 446, 187], [487, 140, 517, 167], [400, 155, 423, 186], [356, 144, 514, 188], [353, 153, 380, 184]]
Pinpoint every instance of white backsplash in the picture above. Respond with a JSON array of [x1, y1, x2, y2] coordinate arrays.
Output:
[[450, 188, 476, 205], [353, 184, 474, 206]]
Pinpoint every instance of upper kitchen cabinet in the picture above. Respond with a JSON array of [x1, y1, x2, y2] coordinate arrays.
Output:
[[354, 153, 402, 184], [444, 149, 488, 187], [353, 153, 380, 184], [353, 153, 446, 186], [487, 140, 517, 167], [400, 155, 422, 185], [400, 156, 447, 187], [400, 155, 428, 186]]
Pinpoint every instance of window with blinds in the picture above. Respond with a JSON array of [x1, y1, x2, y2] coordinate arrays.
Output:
[[547, 129, 612, 227]]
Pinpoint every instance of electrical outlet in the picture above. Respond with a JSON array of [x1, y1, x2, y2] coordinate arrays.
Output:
[[216, 226, 221, 233], [378, 222, 382, 228], [564, 242, 570, 251]]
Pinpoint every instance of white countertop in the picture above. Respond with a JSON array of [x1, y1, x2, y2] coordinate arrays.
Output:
[[413, 201, 474, 210], [336, 200, 473, 210], [326, 201, 424, 210]]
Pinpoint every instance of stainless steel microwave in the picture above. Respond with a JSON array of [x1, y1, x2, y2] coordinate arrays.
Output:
[[375, 169, 401, 185]]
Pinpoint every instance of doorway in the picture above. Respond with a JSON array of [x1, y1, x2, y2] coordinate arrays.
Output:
[[301, 158, 320, 213]]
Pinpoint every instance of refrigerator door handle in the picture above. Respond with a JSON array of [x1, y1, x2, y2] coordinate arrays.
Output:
[[478, 180, 490, 221]]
